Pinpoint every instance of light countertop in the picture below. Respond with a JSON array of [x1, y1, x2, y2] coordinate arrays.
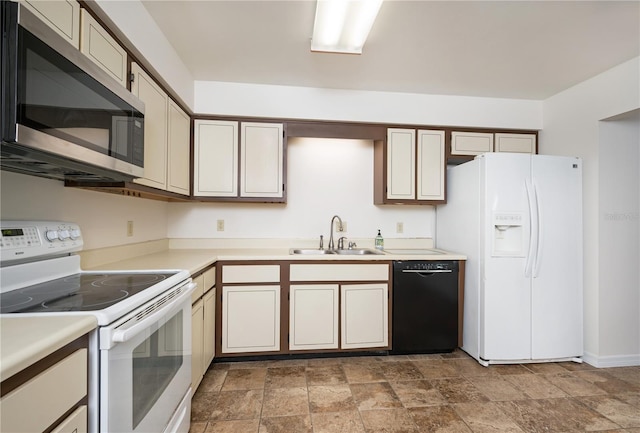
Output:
[[87, 247, 466, 274], [0, 315, 97, 380]]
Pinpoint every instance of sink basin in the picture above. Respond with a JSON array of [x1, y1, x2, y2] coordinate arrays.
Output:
[[290, 248, 335, 255], [333, 248, 384, 255]]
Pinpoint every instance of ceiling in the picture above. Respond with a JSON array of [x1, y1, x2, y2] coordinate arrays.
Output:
[[141, 1, 640, 100]]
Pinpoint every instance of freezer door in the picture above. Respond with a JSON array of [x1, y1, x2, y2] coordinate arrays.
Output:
[[530, 156, 583, 359], [481, 154, 533, 361]]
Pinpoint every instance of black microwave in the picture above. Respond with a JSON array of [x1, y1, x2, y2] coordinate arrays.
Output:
[[1, 1, 145, 181]]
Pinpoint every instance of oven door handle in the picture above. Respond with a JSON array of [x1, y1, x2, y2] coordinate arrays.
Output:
[[111, 281, 196, 344]]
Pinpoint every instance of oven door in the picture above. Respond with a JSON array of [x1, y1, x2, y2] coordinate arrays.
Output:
[[99, 280, 195, 433]]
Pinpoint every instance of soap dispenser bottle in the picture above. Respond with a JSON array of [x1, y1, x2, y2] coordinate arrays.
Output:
[[375, 229, 384, 250]]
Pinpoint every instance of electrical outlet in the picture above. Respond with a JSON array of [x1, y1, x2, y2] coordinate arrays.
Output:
[[127, 220, 134, 237], [396, 222, 404, 233], [216, 219, 225, 231], [338, 221, 347, 232]]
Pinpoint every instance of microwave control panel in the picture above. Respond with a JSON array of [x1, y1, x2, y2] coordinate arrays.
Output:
[[0, 221, 83, 262]]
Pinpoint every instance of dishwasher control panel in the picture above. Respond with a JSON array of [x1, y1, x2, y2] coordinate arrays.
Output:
[[394, 261, 458, 272]]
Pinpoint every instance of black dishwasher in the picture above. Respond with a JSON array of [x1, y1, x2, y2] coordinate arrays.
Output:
[[391, 261, 459, 354]]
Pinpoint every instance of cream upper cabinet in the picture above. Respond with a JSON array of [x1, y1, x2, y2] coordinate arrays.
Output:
[[131, 63, 168, 190], [240, 122, 284, 198], [341, 283, 389, 350], [21, 0, 80, 48], [378, 128, 445, 203], [495, 133, 537, 154], [194, 120, 284, 200], [289, 284, 339, 351], [417, 129, 445, 201], [79, 9, 127, 87], [451, 131, 494, 155], [167, 100, 190, 195], [386, 128, 416, 200], [194, 120, 239, 197]]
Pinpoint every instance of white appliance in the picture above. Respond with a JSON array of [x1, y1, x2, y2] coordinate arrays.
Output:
[[436, 153, 583, 366], [0, 221, 195, 433]]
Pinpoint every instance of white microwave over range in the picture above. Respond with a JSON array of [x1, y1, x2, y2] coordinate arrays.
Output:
[[0, 221, 195, 433]]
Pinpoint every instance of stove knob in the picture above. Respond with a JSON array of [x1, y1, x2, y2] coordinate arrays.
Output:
[[46, 230, 59, 242], [69, 229, 81, 240], [58, 229, 70, 241]]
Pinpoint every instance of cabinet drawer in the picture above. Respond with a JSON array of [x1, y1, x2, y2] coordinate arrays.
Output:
[[222, 265, 280, 283], [1, 349, 87, 433], [203, 267, 216, 291], [51, 405, 87, 433], [192, 273, 205, 303], [290, 264, 389, 282], [451, 131, 493, 155]]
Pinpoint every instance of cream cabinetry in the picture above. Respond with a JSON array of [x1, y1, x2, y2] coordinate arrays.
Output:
[[495, 133, 536, 154], [220, 265, 281, 354], [289, 284, 339, 351], [289, 263, 390, 351], [1, 348, 88, 433], [376, 128, 445, 204], [79, 9, 127, 87], [131, 63, 168, 190], [131, 63, 190, 196], [194, 120, 285, 201], [21, 0, 81, 48], [341, 284, 389, 349], [191, 266, 216, 391], [451, 131, 494, 156]]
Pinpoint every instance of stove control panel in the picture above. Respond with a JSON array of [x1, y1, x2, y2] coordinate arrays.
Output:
[[0, 221, 83, 263]]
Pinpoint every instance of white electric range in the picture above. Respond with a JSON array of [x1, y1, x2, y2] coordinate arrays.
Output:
[[0, 221, 195, 433]]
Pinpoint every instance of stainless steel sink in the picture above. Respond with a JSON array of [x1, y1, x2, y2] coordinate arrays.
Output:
[[332, 248, 384, 255], [290, 248, 336, 255]]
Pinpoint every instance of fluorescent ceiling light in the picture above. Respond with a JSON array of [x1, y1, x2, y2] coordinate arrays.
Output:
[[311, 0, 383, 54]]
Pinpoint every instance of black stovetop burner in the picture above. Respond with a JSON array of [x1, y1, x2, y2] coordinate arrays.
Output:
[[1, 271, 177, 313]]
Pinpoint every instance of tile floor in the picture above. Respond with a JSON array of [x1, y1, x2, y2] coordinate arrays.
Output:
[[189, 350, 640, 433]]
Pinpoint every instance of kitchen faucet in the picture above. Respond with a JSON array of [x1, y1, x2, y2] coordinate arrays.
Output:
[[328, 215, 343, 250]]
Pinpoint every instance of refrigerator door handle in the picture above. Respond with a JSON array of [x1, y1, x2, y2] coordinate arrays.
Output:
[[525, 180, 538, 277], [533, 183, 543, 278]]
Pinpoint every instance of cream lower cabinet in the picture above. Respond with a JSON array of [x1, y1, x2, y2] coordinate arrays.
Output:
[[289, 284, 339, 351], [289, 263, 390, 351], [341, 284, 389, 349], [1, 347, 88, 433], [191, 266, 216, 391], [221, 285, 281, 353], [220, 264, 281, 354]]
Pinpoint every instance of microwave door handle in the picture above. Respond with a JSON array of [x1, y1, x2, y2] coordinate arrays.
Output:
[[111, 282, 196, 344]]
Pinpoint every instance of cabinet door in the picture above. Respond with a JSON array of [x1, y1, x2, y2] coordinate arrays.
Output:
[[131, 63, 168, 190], [167, 100, 190, 195], [191, 300, 204, 390], [386, 128, 415, 200], [194, 120, 238, 197], [221, 285, 281, 353], [79, 9, 127, 87], [203, 288, 216, 368], [21, 0, 80, 48], [50, 406, 87, 433], [240, 122, 284, 198], [290, 284, 339, 351], [495, 133, 536, 154], [341, 284, 389, 349], [417, 129, 445, 201], [451, 131, 493, 155]]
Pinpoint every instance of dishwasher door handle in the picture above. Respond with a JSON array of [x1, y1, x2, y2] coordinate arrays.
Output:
[[401, 269, 453, 274]]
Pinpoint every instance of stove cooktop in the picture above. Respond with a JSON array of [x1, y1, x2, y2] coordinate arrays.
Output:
[[0, 271, 178, 314]]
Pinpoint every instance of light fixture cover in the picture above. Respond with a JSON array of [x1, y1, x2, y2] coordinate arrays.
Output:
[[311, 0, 383, 54]]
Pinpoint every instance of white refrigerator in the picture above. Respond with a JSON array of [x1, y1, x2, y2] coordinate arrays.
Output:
[[436, 153, 583, 366]]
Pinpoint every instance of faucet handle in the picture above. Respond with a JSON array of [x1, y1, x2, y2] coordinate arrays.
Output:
[[337, 236, 347, 250], [319, 235, 324, 250], [348, 241, 357, 249]]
